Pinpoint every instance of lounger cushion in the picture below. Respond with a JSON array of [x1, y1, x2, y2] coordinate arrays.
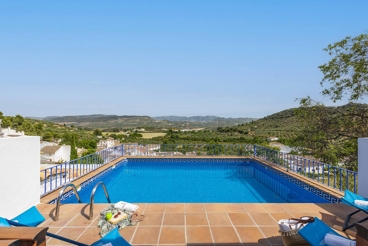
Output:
[[0, 217, 10, 227], [92, 228, 130, 246], [11, 206, 45, 227], [342, 190, 368, 209], [298, 217, 341, 246]]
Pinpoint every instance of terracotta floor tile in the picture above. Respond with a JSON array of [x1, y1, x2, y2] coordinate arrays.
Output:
[[165, 203, 185, 213], [67, 213, 95, 227], [91, 214, 103, 226], [289, 212, 316, 220], [250, 213, 277, 226], [185, 203, 205, 213], [77, 227, 101, 245], [119, 226, 137, 243], [186, 213, 208, 226], [41, 212, 78, 227], [223, 203, 246, 213], [235, 244, 270, 246], [242, 204, 267, 213], [158, 245, 186, 246], [204, 203, 226, 213], [235, 227, 267, 244], [163, 213, 185, 226], [145, 203, 165, 213], [134, 203, 147, 214], [259, 227, 284, 245], [138, 212, 163, 226], [228, 213, 255, 226], [35, 202, 353, 246], [132, 226, 160, 245], [159, 227, 186, 244], [280, 204, 309, 213], [318, 203, 354, 213], [261, 204, 287, 213], [270, 212, 294, 222], [186, 226, 213, 244], [47, 227, 86, 245], [60, 204, 87, 214], [207, 213, 232, 226], [210, 226, 241, 244], [37, 204, 56, 216], [299, 203, 323, 213], [91, 204, 110, 213], [45, 227, 61, 242]]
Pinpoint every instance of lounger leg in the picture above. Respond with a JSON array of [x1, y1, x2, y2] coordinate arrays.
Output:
[[343, 209, 362, 231]]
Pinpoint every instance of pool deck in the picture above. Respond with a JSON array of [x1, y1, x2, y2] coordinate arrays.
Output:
[[37, 202, 362, 245]]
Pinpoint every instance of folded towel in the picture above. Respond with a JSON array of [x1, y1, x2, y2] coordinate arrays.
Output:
[[114, 201, 139, 212], [354, 200, 368, 207], [324, 233, 356, 246], [278, 219, 304, 232]]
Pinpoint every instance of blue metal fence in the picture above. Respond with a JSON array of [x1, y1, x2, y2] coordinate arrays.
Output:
[[253, 145, 358, 193], [40, 145, 124, 196], [40, 143, 358, 196]]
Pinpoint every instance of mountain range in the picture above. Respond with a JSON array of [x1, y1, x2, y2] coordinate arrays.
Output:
[[42, 115, 258, 129]]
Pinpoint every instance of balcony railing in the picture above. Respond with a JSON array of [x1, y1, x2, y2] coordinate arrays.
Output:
[[40, 143, 358, 196], [254, 145, 358, 193], [40, 145, 124, 196]]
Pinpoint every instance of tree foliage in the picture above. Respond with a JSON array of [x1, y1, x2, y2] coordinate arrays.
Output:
[[296, 33, 368, 171], [70, 134, 78, 160], [319, 33, 368, 102]]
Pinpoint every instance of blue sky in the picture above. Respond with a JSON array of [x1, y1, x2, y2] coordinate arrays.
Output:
[[1, 1, 367, 118]]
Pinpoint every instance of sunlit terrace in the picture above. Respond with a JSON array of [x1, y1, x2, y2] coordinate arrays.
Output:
[[1, 138, 367, 245]]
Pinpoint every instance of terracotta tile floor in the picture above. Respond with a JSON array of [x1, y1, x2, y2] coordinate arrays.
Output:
[[36, 202, 361, 246]]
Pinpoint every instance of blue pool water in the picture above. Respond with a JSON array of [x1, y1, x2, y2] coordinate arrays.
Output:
[[62, 158, 330, 203]]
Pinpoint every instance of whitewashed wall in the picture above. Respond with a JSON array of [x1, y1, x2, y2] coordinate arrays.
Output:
[[55, 145, 71, 162], [0, 136, 40, 218], [358, 138, 368, 197]]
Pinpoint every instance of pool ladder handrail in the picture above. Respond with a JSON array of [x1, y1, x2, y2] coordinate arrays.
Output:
[[55, 183, 82, 221], [89, 181, 111, 220]]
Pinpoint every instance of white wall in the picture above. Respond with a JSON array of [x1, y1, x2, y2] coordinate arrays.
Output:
[[358, 138, 368, 197], [0, 136, 40, 218], [55, 145, 71, 162]]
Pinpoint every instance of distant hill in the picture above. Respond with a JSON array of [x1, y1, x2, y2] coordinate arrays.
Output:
[[43, 114, 257, 129], [230, 102, 368, 140], [153, 116, 256, 123]]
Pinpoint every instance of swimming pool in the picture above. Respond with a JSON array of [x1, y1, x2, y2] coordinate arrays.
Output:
[[60, 158, 333, 204]]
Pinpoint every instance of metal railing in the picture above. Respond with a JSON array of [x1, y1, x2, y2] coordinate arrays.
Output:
[[122, 143, 254, 157], [253, 145, 358, 193], [40, 145, 124, 196], [89, 181, 111, 220], [40, 143, 358, 195], [54, 183, 82, 221]]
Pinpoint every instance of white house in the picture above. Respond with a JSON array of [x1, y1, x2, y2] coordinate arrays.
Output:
[[267, 136, 279, 141], [1, 127, 25, 137], [40, 145, 71, 163], [40, 141, 58, 149], [97, 137, 117, 149]]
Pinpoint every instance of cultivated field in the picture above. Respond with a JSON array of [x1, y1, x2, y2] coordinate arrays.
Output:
[[141, 133, 166, 139]]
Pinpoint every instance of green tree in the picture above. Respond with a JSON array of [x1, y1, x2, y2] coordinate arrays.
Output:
[[93, 129, 102, 136], [296, 33, 368, 170], [319, 33, 368, 102], [70, 134, 78, 160]]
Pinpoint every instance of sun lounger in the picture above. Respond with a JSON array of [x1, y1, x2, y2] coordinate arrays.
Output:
[[341, 190, 368, 231]]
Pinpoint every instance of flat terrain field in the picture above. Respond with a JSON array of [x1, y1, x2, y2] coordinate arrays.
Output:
[[141, 133, 166, 139]]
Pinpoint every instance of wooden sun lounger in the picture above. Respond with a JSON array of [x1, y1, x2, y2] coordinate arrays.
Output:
[[0, 227, 48, 246]]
